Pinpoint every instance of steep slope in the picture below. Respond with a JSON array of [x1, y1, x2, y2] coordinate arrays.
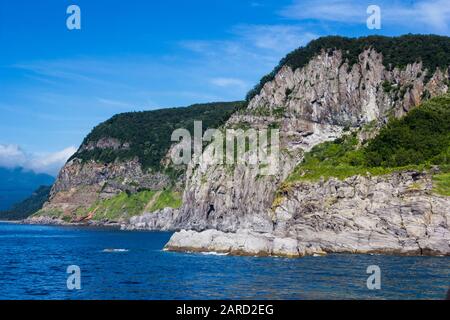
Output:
[[29, 34, 450, 256], [164, 35, 450, 256], [34, 102, 243, 223]]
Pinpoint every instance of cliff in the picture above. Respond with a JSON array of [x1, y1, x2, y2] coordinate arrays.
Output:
[[32, 102, 242, 224], [166, 170, 449, 256], [165, 35, 450, 256], [31, 35, 450, 257]]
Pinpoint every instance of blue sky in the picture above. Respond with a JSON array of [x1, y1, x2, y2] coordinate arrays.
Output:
[[0, 0, 449, 175]]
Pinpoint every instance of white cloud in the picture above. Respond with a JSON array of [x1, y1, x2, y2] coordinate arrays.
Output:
[[0, 145, 27, 168], [0, 144, 76, 176], [232, 24, 318, 53], [179, 24, 319, 96], [181, 24, 318, 58], [250, 2, 264, 8], [280, 0, 366, 23], [210, 77, 248, 88], [280, 0, 450, 33], [397, 0, 450, 31], [97, 97, 133, 108], [29, 147, 77, 176]]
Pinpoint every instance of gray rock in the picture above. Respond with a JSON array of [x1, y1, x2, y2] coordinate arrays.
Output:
[[122, 208, 179, 231], [166, 49, 449, 257]]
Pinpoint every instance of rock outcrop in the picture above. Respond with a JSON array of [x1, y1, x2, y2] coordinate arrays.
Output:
[[39, 158, 171, 218], [35, 102, 239, 223], [121, 207, 180, 231], [165, 47, 450, 256], [166, 171, 450, 256], [32, 37, 450, 257]]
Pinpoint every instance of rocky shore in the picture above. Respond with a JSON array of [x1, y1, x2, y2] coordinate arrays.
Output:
[[20, 171, 450, 257], [22, 41, 450, 259], [23, 207, 179, 230], [164, 229, 325, 257], [120, 208, 179, 231], [23, 216, 121, 228], [165, 171, 450, 257]]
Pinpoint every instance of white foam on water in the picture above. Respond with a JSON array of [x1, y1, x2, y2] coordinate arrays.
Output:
[[102, 248, 129, 253], [199, 251, 228, 256]]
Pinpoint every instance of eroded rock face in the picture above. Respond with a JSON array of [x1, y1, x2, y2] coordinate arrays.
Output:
[[166, 171, 450, 257], [122, 208, 180, 231], [166, 49, 449, 256], [249, 49, 449, 122], [40, 47, 450, 257], [41, 158, 170, 216], [176, 49, 449, 232], [272, 171, 450, 256]]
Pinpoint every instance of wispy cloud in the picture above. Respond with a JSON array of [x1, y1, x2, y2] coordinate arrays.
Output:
[[97, 98, 133, 108], [280, 0, 366, 23], [232, 24, 317, 53], [30, 147, 77, 175], [13, 61, 108, 85], [250, 1, 264, 8], [210, 77, 248, 88], [181, 24, 318, 59], [179, 23, 319, 96], [0, 144, 76, 176], [0, 145, 26, 168], [280, 0, 450, 33]]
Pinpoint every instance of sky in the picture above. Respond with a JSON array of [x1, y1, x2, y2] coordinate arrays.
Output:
[[0, 0, 449, 175]]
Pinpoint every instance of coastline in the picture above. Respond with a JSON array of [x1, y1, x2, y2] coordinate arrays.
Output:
[[6, 218, 450, 258], [164, 229, 450, 258], [16, 216, 123, 229], [0, 220, 22, 224]]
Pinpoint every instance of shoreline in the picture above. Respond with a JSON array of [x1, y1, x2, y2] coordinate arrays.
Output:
[[164, 229, 450, 258], [3, 217, 123, 230], [7, 219, 450, 259]]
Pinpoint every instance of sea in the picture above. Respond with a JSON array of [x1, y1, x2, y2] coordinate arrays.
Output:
[[0, 222, 448, 300]]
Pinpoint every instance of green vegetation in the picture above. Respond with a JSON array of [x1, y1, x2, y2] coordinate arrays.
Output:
[[247, 34, 450, 101], [284, 132, 429, 182], [77, 188, 182, 221], [382, 80, 394, 93], [432, 173, 450, 196], [71, 101, 244, 171], [33, 208, 64, 219], [32, 188, 182, 222], [0, 186, 52, 221], [272, 107, 286, 118], [364, 94, 450, 167], [89, 190, 156, 220], [148, 189, 182, 212], [285, 94, 450, 183]]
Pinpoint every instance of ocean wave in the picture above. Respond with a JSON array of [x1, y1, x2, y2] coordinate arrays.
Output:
[[199, 251, 228, 256], [102, 248, 129, 253]]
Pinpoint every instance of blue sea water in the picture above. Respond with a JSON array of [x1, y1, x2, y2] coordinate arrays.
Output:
[[0, 222, 448, 300]]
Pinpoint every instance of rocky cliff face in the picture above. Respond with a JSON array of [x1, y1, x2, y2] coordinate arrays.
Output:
[[35, 39, 450, 257], [35, 101, 240, 222], [166, 48, 450, 256], [273, 170, 450, 255], [175, 49, 448, 228], [39, 157, 172, 219], [166, 170, 450, 256], [249, 49, 449, 122]]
